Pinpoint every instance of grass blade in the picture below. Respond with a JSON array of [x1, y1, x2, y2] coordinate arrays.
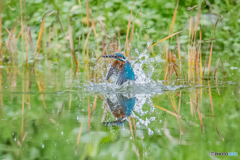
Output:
[[88, 96, 90, 132], [0, 0, 2, 48], [199, 25, 202, 79], [75, 123, 83, 155], [25, 29, 29, 67], [151, 29, 184, 47], [124, 0, 135, 55], [92, 96, 98, 111], [202, 59, 207, 76], [68, 19, 79, 67], [153, 104, 179, 118], [0, 69, 3, 119], [194, 1, 202, 36], [33, 15, 46, 68], [176, 36, 181, 74], [37, 81, 46, 109], [207, 19, 218, 76], [128, 117, 134, 140], [169, 0, 179, 34], [214, 58, 225, 79]]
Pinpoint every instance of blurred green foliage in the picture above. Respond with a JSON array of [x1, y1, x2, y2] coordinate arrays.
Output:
[[1, 0, 240, 63]]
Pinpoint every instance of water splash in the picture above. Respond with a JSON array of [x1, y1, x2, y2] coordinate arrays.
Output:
[[132, 42, 153, 84], [85, 41, 171, 94], [84, 41, 189, 95], [85, 81, 169, 95], [101, 93, 162, 135]]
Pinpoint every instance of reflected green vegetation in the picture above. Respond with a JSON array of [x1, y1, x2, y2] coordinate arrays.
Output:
[[0, 0, 240, 160]]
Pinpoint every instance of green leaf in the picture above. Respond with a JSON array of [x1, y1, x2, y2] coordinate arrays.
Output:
[[105, 2, 114, 9]]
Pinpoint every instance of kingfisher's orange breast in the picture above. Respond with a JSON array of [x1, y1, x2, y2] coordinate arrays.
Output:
[[112, 60, 124, 72], [112, 108, 125, 119]]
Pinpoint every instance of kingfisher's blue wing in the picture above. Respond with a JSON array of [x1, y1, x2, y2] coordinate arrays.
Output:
[[117, 94, 136, 117], [106, 98, 117, 110], [116, 61, 136, 85], [106, 65, 117, 80]]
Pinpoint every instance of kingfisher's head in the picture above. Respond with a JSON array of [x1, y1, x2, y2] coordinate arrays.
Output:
[[102, 52, 126, 62]]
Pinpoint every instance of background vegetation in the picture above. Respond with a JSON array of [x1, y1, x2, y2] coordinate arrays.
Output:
[[1, 0, 240, 70]]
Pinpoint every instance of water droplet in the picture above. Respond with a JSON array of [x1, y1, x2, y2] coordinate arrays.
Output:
[[150, 117, 155, 121], [148, 128, 154, 135], [135, 49, 139, 55], [147, 41, 152, 48]]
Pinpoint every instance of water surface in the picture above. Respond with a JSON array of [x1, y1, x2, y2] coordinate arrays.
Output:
[[0, 63, 239, 160]]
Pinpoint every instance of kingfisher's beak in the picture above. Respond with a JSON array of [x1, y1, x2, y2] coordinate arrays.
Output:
[[102, 55, 116, 59], [102, 55, 126, 62]]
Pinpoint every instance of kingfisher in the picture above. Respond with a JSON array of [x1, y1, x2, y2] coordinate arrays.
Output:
[[103, 94, 136, 126], [102, 53, 136, 85]]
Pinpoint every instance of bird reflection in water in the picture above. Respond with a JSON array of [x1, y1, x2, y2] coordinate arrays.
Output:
[[103, 94, 136, 126]]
